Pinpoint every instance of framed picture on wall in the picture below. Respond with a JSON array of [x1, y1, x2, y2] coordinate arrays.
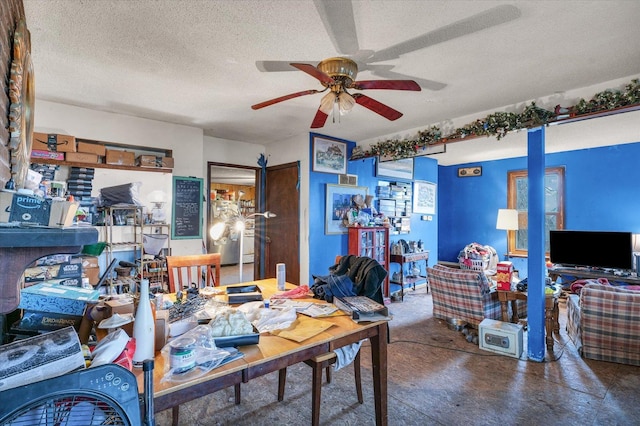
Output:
[[413, 180, 436, 215], [325, 184, 368, 234], [312, 135, 347, 174], [376, 157, 414, 180]]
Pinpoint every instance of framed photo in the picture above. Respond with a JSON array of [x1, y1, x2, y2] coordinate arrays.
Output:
[[325, 184, 368, 234], [312, 135, 347, 174], [376, 157, 414, 180], [413, 180, 436, 215]]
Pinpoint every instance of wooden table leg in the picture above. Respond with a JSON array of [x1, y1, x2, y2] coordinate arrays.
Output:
[[499, 300, 509, 323], [545, 298, 554, 352], [370, 323, 388, 426], [545, 297, 559, 352]]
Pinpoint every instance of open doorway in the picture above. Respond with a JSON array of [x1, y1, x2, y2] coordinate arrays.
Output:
[[207, 162, 259, 285]]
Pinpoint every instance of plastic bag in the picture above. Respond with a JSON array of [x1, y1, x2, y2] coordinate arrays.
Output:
[[160, 325, 230, 383], [99, 182, 142, 207]]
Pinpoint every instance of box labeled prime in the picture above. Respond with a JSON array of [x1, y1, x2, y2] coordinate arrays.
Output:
[[8, 193, 51, 225]]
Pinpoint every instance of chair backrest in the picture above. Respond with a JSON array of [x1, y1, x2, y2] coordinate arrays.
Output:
[[428, 264, 495, 326], [166, 253, 221, 293]]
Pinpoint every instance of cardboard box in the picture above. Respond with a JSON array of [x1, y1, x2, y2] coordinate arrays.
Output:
[[65, 151, 100, 164], [136, 155, 174, 169], [15, 310, 83, 332], [77, 141, 107, 156], [496, 261, 514, 291], [160, 156, 174, 168], [32, 132, 76, 152], [0, 191, 12, 222], [78, 255, 99, 268], [30, 149, 65, 160], [19, 281, 100, 315], [48, 200, 79, 227], [24, 260, 83, 283], [8, 193, 51, 225], [155, 309, 170, 351], [84, 266, 100, 285], [105, 149, 136, 166]]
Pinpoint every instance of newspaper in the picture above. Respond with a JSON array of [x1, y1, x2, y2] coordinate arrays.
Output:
[[0, 326, 85, 392]]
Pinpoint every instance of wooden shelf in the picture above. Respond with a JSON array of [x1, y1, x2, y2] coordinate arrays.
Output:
[[32, 157, 172, 173]]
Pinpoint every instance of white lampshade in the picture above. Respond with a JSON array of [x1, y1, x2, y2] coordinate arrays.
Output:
[[496, 209, 519, 231], [319, 92, 336, 114], [338, 92, 355, 115]]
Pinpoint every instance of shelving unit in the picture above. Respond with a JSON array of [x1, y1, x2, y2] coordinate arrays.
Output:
[[376, 181, 412, 235], [390, 251, 430, 300], [102, 205, 144, 291], [32, 137, 173, 173], [141, 223, 171, 291], [348, 226, 390, 298]]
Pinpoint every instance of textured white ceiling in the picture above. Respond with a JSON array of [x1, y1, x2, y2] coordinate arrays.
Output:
[[23, 0, 640, 152]]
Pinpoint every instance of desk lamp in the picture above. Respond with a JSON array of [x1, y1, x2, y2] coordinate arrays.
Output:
[[496, 209, 519, 259]]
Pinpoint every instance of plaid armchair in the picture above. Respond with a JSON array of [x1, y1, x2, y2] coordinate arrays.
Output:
[[567, 283, 640, 366], [427, 264, 503, 327]]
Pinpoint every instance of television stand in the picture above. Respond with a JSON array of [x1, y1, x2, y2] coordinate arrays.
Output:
[[548, 266, 640, 286]]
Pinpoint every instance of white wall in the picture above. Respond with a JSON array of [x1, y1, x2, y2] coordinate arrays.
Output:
[[35, 100, 205, 256], [264, 134, 310, 282]]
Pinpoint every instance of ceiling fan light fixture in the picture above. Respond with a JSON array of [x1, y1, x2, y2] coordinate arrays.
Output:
[[338, 92, 355, 115], [319, 92, 336, 115]]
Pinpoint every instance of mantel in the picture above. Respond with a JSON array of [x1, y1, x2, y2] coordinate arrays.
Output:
[[0, 227, 98, 314]]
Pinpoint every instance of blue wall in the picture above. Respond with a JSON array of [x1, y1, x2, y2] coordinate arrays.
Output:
[[308, 133, 439, 283], [438, 141, 640, 278]]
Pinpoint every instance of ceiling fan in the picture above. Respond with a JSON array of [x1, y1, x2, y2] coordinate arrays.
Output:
[[251, 57, 421, 128], [252, 2, 522, 127]]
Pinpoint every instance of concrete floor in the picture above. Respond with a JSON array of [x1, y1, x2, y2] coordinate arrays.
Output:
[[157, 282, 640, 426]]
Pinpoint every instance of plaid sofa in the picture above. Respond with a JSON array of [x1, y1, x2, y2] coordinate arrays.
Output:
[[428, 264, 503, 327], [566, 283, 640, 366]]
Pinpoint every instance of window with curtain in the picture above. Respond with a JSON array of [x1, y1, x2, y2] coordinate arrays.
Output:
[[507, 166, 565, 256]]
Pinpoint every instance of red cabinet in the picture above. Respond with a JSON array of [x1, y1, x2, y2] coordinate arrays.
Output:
[[348, 226, 390, 298]]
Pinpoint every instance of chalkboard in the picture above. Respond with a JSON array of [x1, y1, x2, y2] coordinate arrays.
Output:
[[171, 176, 203, 240]]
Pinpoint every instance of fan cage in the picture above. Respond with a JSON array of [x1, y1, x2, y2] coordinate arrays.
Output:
[[0, 390, 135, 426]]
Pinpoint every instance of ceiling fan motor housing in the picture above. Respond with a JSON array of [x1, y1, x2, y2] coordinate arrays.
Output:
[[317, 57, 358, 89]]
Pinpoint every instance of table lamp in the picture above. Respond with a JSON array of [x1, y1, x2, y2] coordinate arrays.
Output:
[[496, 209, 519, 258]]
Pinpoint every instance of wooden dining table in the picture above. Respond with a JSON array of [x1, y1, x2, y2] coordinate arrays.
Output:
[[135, 278, 388, 425]]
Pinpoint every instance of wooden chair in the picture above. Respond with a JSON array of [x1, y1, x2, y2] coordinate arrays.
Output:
[[165, 253, 236, 426], [277, 255, 363, 426], [278, 350, 363, 426], [165, 253, 221, 293]]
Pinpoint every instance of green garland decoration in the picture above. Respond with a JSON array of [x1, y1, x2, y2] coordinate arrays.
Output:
[[353, 78, 640, 160]]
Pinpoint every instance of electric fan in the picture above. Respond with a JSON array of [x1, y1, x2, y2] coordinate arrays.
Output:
[[0, 361, 155, 426]]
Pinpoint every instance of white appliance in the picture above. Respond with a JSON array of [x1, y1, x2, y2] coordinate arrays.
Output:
[[479, 318, 523, 358]]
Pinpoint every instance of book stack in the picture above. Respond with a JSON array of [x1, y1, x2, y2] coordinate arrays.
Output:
[[66, 167, 95, 200]]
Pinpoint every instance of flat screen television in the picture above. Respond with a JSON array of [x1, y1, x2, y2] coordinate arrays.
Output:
[[549, 230, 633, 270]]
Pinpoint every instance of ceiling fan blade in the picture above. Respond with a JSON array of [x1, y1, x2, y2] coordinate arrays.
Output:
[[251, 90, 320, 110], [353, 94, 403, 121], [255, 60, 315, 72], [310, 109, 329, 128], [368, 4, 521, 63], [290, 63, 334, 85], [352, 80, 421, 91], [313, 0, 359, 55], [366, 65, 447, 91]]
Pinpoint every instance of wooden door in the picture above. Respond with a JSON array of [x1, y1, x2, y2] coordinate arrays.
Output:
[[261, 162, 300, 285]]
